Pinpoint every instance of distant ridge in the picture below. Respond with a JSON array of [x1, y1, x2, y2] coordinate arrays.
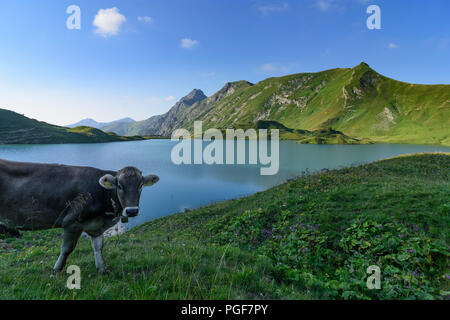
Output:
[[103, 63, 449, 146], [0, 109, 144, 144], [67, 117, 135, 129], [102, 88, 209, 136]]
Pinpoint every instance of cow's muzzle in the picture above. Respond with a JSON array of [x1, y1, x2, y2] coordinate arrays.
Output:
[[124, 207, 139, 218]]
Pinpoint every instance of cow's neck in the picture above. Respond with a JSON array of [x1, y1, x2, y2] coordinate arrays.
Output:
[[109, 189, 123, 216]]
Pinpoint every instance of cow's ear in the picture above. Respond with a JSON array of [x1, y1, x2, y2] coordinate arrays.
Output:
[[143, 174, 159, 187], [99, 174, 117, 190]]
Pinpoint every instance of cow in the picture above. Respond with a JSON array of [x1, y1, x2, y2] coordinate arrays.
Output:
[[0, 159, 159, 273]]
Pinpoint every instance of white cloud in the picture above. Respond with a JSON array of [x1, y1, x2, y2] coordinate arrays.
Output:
[[316, 0, 369, 12], [260, 63, 289, 74], [388, 43, 400, 49], [181, 38, 199, 49], [257, 3, 289, 15], [316, 0, 334, 12], [93, 7, 127, 37], [260, 64, 278, 72], [165, 96, 176, 101], [138, 16, 152, 24]]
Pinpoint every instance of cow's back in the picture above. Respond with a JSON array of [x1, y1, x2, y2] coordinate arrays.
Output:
[[0, 159, 115, 230]]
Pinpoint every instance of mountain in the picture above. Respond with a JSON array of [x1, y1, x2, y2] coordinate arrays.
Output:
[[102, 88, 209, 136], [104, 63, 450, 146], [0, 109, 145, 144], [67, 117, 135, 129], [102, 84, 250, 136]]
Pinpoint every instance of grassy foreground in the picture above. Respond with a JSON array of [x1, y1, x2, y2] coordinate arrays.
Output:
[[0, 153, 449, 300]]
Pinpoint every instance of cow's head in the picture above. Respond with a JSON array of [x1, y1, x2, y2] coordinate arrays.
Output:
[[99, 167, 159, 219]]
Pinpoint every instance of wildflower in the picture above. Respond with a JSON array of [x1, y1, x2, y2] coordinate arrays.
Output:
[[261, 228, 272, 237]]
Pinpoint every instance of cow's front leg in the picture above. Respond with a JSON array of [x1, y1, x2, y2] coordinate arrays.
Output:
[[53, 228, 82, 272], [90, 234, 106, 273]]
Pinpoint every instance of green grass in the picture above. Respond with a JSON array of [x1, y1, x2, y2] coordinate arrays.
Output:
[[0, 109, 147, 144], [1, 153, 449, 299]]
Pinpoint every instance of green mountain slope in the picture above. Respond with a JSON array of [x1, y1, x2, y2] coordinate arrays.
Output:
[[227, 120, 373, 144], [108, 63, 449, 146], [102, 83, 254, 137], [0, 109, 146, 144], [189, 62, 449, 145], [102, 115, 163, 137], [102, 88, 210, 136]]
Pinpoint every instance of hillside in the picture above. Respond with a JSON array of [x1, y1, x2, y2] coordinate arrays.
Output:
[[102, 88, 210, 136], [0, 109, 146, 144], [234, 120, 373, 144], [106, 63, 450, 146], [1, 153, 449, 299], [102, 82, 252, 137], [67, 117, 135, 129]]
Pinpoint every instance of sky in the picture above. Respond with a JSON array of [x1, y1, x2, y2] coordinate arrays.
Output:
[[0, 0, 448, 125]]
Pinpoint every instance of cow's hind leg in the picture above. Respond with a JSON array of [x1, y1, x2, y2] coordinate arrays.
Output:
[[90, 235, 106, 273], [53, 228, 82, 272]]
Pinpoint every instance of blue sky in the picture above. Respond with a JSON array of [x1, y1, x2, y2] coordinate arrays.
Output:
[[0, 0, 448, 125]]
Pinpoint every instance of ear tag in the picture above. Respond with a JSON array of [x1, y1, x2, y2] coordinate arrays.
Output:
[[104, 180, 111, 188]]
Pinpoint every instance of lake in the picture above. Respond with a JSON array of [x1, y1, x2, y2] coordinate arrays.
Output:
[[0, 140, 449, 229]]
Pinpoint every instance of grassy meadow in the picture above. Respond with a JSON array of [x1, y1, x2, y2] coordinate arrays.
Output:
[[0, 153, 449, 299]]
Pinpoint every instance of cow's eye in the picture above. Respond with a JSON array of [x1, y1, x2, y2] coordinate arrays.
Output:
[[117, 183, 123, 190]]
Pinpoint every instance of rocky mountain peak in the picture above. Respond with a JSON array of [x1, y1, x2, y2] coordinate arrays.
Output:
[[179, 89, 207, 106], [221, 80, 253, 91], [353, 62, 373, 72], [216, 81, 254, 98]]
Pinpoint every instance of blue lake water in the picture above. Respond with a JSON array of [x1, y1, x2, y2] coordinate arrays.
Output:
[[0, 140, 448, 229]]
